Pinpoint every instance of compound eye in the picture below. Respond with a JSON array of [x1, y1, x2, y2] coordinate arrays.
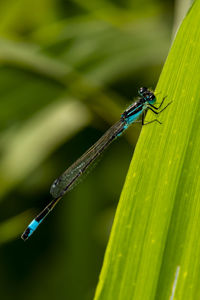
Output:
[[138, 87, 148, 96], [148, 93, 155, 103]]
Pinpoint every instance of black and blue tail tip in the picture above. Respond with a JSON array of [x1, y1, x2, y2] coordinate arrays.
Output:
[[21, 228, 31, 241], [21, 219, 40, 241]]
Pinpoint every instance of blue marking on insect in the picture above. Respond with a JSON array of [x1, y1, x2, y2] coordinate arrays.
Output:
[[126, 111, 141, 124], [125, 103, 143, 117], [27, 220, 41, 237]]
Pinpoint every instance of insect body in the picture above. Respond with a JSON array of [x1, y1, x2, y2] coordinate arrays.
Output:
[[21, 87, 171, 241]]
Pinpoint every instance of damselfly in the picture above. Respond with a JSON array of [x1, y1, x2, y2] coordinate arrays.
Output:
[[21, 87, 171, 241]]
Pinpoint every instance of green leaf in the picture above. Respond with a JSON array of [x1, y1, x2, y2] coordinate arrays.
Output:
[[94, 1, 200, 299]]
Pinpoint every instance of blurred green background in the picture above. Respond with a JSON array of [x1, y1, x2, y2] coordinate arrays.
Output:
[[0, 0, 180, 299]]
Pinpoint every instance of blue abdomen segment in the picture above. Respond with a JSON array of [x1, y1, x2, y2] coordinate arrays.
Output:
[[21, 219, 41, 240], [29, 219, 41, 232]]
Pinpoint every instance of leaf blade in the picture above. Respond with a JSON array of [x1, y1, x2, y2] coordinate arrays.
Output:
[[94, 1, 200, 299]]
